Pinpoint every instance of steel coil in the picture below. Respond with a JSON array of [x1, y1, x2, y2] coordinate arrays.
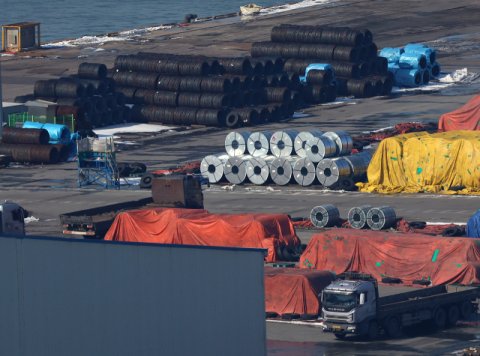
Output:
[[56, 98, 82, 107], [54, 81, 86, 98], [262, 76, 279, 88], [344, 154, 369, 180], [370, 75, 392, 95], [0, 143, 59, 164], [302, 85, 327, 104], [292, 157, 316, 186], [242, 90, 253, 106], [294, 130, 324, 158], [255, 105, 282, 122], [316, 157, 352, 187], [132, 72, 160, 89], [224, 155, 252, 184], [195, 109, 224, 126], [78, 62, 107, 79], [247, 131, 273, 156], [89, 112, 101, 127], [261, 87, 291, 103], [348, 205, 373, 229], [252, 107, 271, 123], [214, 57, 252, 75], [1, 127, 50, 145], [274, 72, 290, 87], [323, 130, 353, 156], [310, 204, 340, 228], [281, 102, 295, 119], [200, 77, 232, 93], [178, 60, 210, 76], [34, 80, 57, 97], [92, 96, 107, 112], [173, 108, 198, 125], [249, 58, 274, 76], [156, 75, 182, 92], [365, 78, 383, 96], [304, 136, 336, 163], [271, 25, 364, 47], [366, 206, 396, 230], [376, 56, 388, 74], [225, 130, 252, 156], [306, 69, 333, 86], [51, 143, 70, 162], [57, 105, 85, 122], [422, 70, 430, 85], [232, 108, 259, 126], [104, 94, 115, 109], [270, 156, 297, 185], [201, 154, 230, 183], [14, 94, 36, 103], [327, 82, 338, 102], [224, 111, 240, 127], [270, 129, 298, 157], [246, 156, 275, 185], [335, 78, 373, 98], [79, 79, 108, 96]]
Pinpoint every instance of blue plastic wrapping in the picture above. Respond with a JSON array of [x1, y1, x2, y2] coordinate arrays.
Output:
[[404, 44, 436, 65], [398, 53, 427, 69], [299, 63, 334, 82], [467, 211, 480, 238], [427, 62, 441, 79], [394, 69, 421, 87], [23, 122, 71, 144], [379, 48, 405, 64]]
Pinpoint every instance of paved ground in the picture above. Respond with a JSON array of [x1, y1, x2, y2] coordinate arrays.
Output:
[[2, 0, 480, 354]]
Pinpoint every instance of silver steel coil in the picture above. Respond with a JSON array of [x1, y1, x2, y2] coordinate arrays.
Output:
[[247, 131, 273, 157], [322, 130, 353, 156], [200, 154, 230, 183], [270, 156, 297, 186], [292, 157, 316, 186], [316, 157, 352, 187], [294, 130, 324, 158], [310, 204, 340, 228], [224, 154, 252, 184], [246, 156, 276, 185], [348, 205, 372, 229], [305, 136, 336, 163], [225, 130, 252, 157], [366, 206, 396, 230], [270, 129, 299, 157]]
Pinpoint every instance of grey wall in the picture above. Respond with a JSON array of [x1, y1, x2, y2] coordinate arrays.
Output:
[[0, 235, 266, 356]]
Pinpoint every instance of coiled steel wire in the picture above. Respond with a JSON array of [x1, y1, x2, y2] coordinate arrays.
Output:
[[1, 127, 50, 145], [78, 63, 107, 80]]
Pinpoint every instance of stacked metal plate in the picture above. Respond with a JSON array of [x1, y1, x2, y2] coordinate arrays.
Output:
[[247, 131, 273, 157], [270, 129, 299, 157], [246, 156, 275, 185], [310, 204, 340, 228], [270, 156, 297, 186], [292, 157, 316, 186], [200, 154, 230, 183], [305, 136, 336, 163], [366, 206, 396, 230], [323, 130, 353, 156], [348, 205, 373, 229], [225, 130, 252, 156], [316, 157, 352, 187], [294, 130, 324, 158], [224, 155, 252, 184]]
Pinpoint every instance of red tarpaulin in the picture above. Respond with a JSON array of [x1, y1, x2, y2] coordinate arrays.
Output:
[[105, 208, 300, 262], [300, 229, 480, 286], [439, 95, 480, 132], [265, 267, 335, 315]]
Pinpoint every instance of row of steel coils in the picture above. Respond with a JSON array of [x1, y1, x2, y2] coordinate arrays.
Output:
[[310, 204, 396, 230], [201, 129, 372, 188]]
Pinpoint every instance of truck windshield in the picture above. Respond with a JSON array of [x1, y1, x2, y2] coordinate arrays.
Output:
[[323, 292, 357, 307]]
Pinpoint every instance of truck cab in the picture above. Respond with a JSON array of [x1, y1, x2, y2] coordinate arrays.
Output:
[[321, 274, 378, 338], [0, 201, 26, 235]]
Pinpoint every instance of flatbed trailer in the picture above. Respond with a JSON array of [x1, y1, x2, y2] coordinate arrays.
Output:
[[320, 272, 480, 340]]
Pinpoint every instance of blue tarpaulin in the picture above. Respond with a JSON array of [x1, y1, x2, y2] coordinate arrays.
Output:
[[398, 53, 427, 70], [300, 63, 334, 82], [404, 44, 437, 65], [467, 211, 480, 238], [23, 122, 71, 144], [379, 48, 405, 64], [428, 62, 441, 79], [394, 69, 421, 87]]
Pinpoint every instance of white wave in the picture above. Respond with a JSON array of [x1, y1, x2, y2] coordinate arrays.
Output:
[[260, 0, 336, 15], [41, 25, 172, 48]]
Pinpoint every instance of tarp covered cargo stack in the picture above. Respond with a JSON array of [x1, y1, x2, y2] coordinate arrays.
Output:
[[357, 130, 480, 194], [265, 267, 335, 315], [105, 208, 300, 262], [439, 95, 480, 132], [300, 229, 480, 286]]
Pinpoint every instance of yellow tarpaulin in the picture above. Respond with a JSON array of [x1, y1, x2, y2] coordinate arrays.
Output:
[[357, 130, 480, 195]]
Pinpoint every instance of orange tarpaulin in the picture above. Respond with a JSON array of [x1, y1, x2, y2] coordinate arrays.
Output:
[[105, 208, 300, 262], [265, 267, 334, 315], [300, 229, 480, 286], [439, 95, 480, 132]]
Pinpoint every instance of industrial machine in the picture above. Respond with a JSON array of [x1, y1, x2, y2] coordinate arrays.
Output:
[[0, 201, 25, 235]]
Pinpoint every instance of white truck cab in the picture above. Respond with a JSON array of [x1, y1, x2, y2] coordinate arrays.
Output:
[[0, 201, 26, 235]]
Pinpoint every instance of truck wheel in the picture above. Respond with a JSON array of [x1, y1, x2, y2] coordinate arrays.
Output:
[[447, 305, 459, 325], [367, 320, 380, 340], [460, 301, 473, 319], [334, 333, 346, 339], [386, 317, 400, 337], [434, 308, 446, 327]]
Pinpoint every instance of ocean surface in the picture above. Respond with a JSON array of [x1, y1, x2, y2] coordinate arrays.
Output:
[[1, 0, 299, 43]]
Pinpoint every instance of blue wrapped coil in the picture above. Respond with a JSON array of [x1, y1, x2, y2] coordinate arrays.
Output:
[[394, 69, 422, 88], [404, 44, 436, 65], [23, 121, 71, 144], [379, 48, 405, 64], [421, 70, 430, 85], [300, 63, 334, 82], [398, 53, 427, 70], [427, 62, 441, 79]]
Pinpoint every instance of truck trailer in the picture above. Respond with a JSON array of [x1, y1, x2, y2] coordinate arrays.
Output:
[[320, 272, 479, 340]]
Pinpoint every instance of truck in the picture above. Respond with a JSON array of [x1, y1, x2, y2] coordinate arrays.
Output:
[[60, 175, 203, 238], [0, 201, 26, 235], [320, 272, 480, 340]]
